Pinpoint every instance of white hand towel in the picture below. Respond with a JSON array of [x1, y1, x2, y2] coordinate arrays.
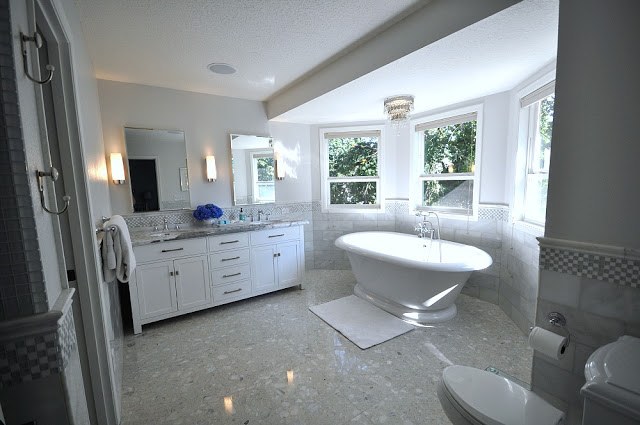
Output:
[[102, 215, 137, 283]]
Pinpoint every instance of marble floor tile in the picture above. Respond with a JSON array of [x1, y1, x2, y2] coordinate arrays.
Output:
[[121, 270, 532, 424]]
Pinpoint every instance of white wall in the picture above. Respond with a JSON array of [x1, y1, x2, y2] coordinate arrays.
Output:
[[545, 0, 640, 249], [268, 121, 312, 203], [99, 80, 312, 213]]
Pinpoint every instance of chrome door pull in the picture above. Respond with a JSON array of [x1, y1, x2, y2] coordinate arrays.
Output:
[[268, 234, 285, 238], [221, 256, 240, 262], [220, 240, 239, 245], [222, 272, 241, 278], [161, 248, 184, 253]]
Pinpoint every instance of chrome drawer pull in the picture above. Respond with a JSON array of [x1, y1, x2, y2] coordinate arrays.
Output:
[[220, 240, 239, 245], [221, 256, 240, 262], [223, 288, 242, 295], [268, 234, 285, 238], [222, 272, 241, 278], [161, 247, 184, 253]]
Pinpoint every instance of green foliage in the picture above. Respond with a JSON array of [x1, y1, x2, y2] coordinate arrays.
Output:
[[256, 157, 274, 181], [424, 121, 476, 174], [328, 137, 378, 204], [328, 137, 378, 177]]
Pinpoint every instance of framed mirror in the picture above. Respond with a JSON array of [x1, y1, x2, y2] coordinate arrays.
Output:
[[230, 134, 275, 205], [124, 127, 191, 212]]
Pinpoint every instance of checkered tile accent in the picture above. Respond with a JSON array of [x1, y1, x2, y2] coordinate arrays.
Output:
[[0, 308, 78, 388], [540, 246, 639, 288], [478, 206, 509, 222]]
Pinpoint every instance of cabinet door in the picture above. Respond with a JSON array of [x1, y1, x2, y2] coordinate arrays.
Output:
[[277, 241, 301, 288], [135, 261, 177, 320], [250, 245, 277, 295], [174, 255, 211, 310]]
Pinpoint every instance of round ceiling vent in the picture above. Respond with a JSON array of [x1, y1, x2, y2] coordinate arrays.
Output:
[[207, 63, 237, 75]]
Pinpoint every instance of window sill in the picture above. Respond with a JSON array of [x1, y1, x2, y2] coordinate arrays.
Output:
[[322, 204, 385, 214], [512, 220, 545, 237]]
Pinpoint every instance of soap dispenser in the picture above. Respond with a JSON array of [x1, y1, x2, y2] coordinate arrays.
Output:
[[239, 208, 245, 221]]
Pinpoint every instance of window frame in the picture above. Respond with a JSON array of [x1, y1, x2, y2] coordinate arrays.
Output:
[[410, 104, 483, 219], [514, 78, 555, 226], [319, 125, 385, 213], [250, 151, 275, 204]]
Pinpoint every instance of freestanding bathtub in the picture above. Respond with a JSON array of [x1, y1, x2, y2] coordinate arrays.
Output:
[[335, 232, 492, 324]]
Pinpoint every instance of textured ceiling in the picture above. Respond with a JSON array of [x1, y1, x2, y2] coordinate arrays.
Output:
[[275, 0, 559, 124], [75, 0, 424, 101]]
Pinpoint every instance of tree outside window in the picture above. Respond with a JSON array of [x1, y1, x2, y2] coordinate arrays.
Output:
[[416, 111, 479, 215], [322, 129, 382, 210]]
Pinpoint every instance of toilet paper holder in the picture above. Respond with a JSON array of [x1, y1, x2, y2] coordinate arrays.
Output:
[[530, 312, 570, 346]]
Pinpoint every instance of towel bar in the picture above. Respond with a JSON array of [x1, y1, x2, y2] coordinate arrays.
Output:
[[96, 226, 116, 234]]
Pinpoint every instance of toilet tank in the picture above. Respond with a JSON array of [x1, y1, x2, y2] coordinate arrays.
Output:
[[581, 335, 640, 425]]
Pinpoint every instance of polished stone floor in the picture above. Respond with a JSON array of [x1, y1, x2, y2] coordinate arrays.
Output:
[[121, 270, 532, 425]]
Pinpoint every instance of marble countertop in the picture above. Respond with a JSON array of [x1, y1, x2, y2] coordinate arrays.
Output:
[[130, 219, 308, 246]]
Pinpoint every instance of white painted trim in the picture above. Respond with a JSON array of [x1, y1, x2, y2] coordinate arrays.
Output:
[[34, 1, 118, 423], [537, 237, 640, 260], [319, 124, 385, 213]]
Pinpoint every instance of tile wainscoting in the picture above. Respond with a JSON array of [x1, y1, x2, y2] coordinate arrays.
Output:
[[0, 289, 89, 424], [531, 238, 640, 424], [119, 201, 540, 336]]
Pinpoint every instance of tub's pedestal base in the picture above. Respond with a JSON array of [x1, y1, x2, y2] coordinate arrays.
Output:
[[354, 284, 457, 325]]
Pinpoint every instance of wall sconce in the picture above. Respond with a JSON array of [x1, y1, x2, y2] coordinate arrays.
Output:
[[110, 153, 125, 185], [206, 155, 217, 182], [275, 152, 285, 180]]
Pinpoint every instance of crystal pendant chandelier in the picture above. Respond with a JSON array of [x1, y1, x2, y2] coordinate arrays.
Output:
[[384, 95, 414, 127]]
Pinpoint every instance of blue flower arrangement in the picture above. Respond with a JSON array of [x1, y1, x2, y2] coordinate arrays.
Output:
[[193, 203, 223, 221]]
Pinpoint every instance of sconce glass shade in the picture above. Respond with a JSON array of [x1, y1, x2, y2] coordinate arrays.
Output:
[[206, 155, 217, 182], [275, 152, 285, 180], [110, 153, 125, 184]]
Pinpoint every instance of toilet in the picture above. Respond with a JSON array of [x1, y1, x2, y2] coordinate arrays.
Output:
[[581, 335, 640, 425], [437, 365, 564, 425]]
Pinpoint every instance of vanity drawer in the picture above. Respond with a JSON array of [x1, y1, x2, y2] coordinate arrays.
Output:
[[209, 249, 250, 269], [212, 279, 251, 304], [250, 226, 300, 246], [208, 233, 249, 251], [134, 238, 207, 263], [211, 264, 251, 286]]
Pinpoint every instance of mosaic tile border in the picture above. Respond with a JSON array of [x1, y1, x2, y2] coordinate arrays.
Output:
[[0, 308, 77, 388], [123, 202, 314, 229], [540, 245, 639, 288], [478, 205, 510, 222]]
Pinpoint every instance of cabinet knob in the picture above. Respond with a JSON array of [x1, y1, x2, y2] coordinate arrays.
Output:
[[175, 270, 180, 276], [169, 271, 174, 276]]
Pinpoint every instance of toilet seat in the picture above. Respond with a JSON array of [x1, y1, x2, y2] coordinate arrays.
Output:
[[441, 365, 564, 425]]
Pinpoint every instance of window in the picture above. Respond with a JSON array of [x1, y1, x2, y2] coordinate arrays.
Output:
[[252, 152, 275, 203], [519, 81, 555, 224], [412, 107, 481, 216], [320, 127, 383, 211]]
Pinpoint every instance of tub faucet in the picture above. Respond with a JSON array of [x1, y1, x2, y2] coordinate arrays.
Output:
[[415, 211, 441, 240], [415, 221, 435, 239]]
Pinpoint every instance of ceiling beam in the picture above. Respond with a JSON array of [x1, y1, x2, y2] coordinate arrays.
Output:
[[266, 0, 521, 120]]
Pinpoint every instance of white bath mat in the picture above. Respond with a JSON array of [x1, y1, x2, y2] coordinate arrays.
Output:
[[309, 295, 414, 349]]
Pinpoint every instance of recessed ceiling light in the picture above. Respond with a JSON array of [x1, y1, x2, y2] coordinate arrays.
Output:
[[207, 63, 236, 75]]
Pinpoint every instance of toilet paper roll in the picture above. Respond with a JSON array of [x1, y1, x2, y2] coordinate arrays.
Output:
[[528, 326, 568, 360]]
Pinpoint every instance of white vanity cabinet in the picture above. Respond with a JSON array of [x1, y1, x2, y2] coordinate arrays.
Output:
[[129, 224, 305, 334], [130, 238, 210, 334], [250, 226, 303, 295]]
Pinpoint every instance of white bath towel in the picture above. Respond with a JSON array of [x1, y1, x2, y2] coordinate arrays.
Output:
[[102, 215, 136, 283]]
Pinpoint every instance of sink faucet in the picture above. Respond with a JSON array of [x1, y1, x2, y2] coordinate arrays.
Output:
[[163, 217, 169, 231], [257, 210, 263, 221]]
